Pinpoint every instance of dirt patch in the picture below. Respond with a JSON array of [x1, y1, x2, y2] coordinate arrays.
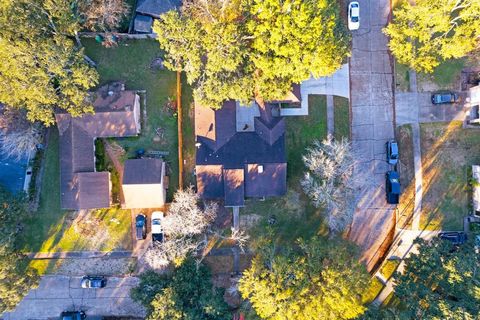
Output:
[[420, 122, 476, 230], [34, 257, 137, 276]]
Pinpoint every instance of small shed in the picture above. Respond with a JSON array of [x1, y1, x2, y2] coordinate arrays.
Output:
[[134, 14, 153, 33], [472, 165, 480, 216], [122, 158, 166, 209]]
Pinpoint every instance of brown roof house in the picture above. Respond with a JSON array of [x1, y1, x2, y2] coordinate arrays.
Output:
[[195, 92, 300, 207], [122, 158, 166, 209], [56, 82, 141, 210]]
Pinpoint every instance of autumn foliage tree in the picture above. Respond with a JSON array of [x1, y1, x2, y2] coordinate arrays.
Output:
[[0, 0, 99, 126], [154, 0, 349, 107], [384, 0, 480, 73], [239, 236, 369, 320], [77, 0, 130, 32]]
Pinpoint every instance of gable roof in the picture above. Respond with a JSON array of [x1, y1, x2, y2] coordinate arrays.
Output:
[[56, 83, 141, 210], [123, 158, 163, 185], [195, 99, 288, 204]]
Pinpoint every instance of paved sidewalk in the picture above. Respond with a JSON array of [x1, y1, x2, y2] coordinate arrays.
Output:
[[2, 276, 145, 319], [326, 95, 334, 135]]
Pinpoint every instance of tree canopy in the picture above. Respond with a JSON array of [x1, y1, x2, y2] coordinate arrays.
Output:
[[154, 0, 349, 108], [384, 0, 480, 73], [389, 238, 480, 319], [0, 0, 99, 126], [239, 236, 369, 320], [0, 187, 39, 313], [131, 258, 230, 320]]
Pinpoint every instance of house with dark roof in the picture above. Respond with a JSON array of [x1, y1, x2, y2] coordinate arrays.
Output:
[[55, 83, 141, 210], [122, 158, 166, 209], [195, 91, 300, 207], [133, 0, 181, 33]]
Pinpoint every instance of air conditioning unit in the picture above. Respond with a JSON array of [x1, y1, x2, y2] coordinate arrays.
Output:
[[258, 165, 263, 173]]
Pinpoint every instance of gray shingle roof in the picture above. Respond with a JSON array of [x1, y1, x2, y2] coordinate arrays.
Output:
[[123, 158, 163, 185], [136, 0, 181, 18]]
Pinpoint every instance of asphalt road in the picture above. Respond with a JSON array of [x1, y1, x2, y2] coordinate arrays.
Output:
[[348, 0, 397, 271], [1, 276, 146, 320]]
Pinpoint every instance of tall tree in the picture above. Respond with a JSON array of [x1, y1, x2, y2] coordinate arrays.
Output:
[[0, 187, 39, 313], [77, 0, 130, 32], [301, 136, 356, 233], [391, 238, 480, 319], [384, 0, 480, 73], [239, 236, 369, 320], [0, 0, 99, 126], [131, 258, 230, 320], [154, 0, 349, 108]]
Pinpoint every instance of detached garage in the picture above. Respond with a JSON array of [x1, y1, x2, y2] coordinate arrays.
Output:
[[122, 158, 166, 209]]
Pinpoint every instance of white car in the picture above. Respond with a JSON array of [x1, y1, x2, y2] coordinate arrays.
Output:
[[151, 211, 165, 243], [348, 1, 360, 31]]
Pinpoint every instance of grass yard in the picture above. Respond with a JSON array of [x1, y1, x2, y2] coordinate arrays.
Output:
[[19, 130, 132, 255], [395, 61, 410, 92], [82, 38, 179, 198], [420, 121, 479, 231], [244, 95, 329, 247], [181, 74, 196, 187], [380, 259, 400, 281], [333, 96, 350, 140], [418, 58, 465, 91], [362, 277, 385, 305], [396, 124, 415, 229]]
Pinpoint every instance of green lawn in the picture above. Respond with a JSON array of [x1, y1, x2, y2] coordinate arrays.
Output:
[[421, 122, 478, 230], [333, 96, 350, 140], [82, 38, 179, 198], [181, 74, 196, 187], [380, 259, 400, 280], [395, 61, 410, 92], [362, 277, 385, 305], [418, 58, 465, 90], [244, 95, 329, 247]]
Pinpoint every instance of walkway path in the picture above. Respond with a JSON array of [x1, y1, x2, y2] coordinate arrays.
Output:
[[348, 0, 396, 271], [326, 95, 334, 135]]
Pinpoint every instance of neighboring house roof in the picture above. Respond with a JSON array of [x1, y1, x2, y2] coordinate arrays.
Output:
[[136, 0, 181, 18], [134, 14, 153, 33], [56, 83, 141, 210], [122, 158, 166, 209], [195, 100, 287, 206]]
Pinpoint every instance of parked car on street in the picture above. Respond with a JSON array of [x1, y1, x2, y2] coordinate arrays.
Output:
[[135, 213, 147, 240], [61, 311, 86, 320], [439, 231, 467, 245], [348, 1, 360, 30], [386, 140, 399, 165], [386, 171, 400, 204], [431, 92, 459, 104], [151, 211, 165, 243], [81, 275, 107, 288]]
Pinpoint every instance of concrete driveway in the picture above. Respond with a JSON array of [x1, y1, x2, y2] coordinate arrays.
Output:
[[2, 276, 146, 320], [348, 0, 397, 271], [396, 92, 467, 125]]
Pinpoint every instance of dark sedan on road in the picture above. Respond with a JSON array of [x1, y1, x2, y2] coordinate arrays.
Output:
[[431, 92, 459, 105], [439, 231, 467, 245], [386, 171, 400, 204], [81, 275, 107, 288]]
